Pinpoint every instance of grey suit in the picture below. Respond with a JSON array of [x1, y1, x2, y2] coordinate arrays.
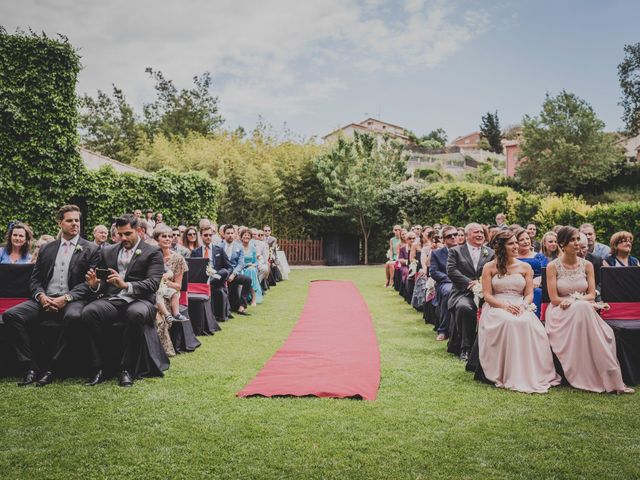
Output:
[[4, 237, 100, 371], [446, 243, 494, 355]]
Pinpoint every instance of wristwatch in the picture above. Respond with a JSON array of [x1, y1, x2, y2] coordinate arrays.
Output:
[[64, 293, 73, 303]]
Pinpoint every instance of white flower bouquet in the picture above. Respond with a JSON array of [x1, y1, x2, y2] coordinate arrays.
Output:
[[472, 282, 483, 307]]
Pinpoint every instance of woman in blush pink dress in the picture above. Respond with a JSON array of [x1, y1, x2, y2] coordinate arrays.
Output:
[[546, 226, 634, 394], [478, 230, 560, 393]]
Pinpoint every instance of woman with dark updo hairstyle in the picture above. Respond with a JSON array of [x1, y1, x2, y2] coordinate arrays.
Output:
[[545, 226, 633, 394], [476, 230, 560, 393]]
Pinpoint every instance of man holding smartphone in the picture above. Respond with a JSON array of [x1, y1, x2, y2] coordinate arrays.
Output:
[[3, 205, 100, 386], [83, 213, 164, 387]]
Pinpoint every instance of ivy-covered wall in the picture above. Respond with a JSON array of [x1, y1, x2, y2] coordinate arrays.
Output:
[[0, 30, 219, 238], [0, 29, 83, 235], [83, 166, 219, 231]]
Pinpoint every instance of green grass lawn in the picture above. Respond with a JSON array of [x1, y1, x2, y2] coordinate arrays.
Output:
[[1, 266, 639, 479]]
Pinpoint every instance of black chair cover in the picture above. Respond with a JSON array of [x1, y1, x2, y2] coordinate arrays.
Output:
[[601, 267, 640, 385], [186, 258, 220, 335]]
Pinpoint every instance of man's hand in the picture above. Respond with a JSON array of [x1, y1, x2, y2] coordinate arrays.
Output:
[[49, 296, 67, 311], [107, 268, 128, 290], [228, 273, 236, 283], [467, 280, 478, 290], [38, 294, 55, 311], [86, 269, 100, 289]]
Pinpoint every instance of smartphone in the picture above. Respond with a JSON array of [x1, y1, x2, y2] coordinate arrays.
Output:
[[95, 268, 110, 281]]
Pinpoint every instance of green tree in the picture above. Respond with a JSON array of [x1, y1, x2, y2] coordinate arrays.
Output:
[[404, 128, 447, 149], [143, 68, 223, 139], [480, 111, 503, 153], [313, 132, 407, 264], [517, 91, 624, 193], [618, 42, 640, 135], [78, 85, 142, 162]]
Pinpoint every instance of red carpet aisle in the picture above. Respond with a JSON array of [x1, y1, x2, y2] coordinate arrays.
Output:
[[238, 280, 381, 400]]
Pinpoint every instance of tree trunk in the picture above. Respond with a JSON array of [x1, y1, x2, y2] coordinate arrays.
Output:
[[358, 213, 369, 265]]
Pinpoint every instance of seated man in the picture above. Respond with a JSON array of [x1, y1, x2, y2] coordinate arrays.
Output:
[[429, 225, 458, 342], [578, 232, 603, 299], [446, 223, 494, 361], [3, 205, 100, 386], [192, 226, 232, 321], [82, 214, 164, 387], [220, 224, 252, 315]]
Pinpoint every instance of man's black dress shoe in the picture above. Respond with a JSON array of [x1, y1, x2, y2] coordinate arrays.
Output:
[[459, 351, 469, 362], [236, 310, 251, 316], [35, 371, 54, 387], [118, 370, 133, 387], [227, 314, 234, 319], [85, 369, 104, 386], [17, 370, 36, 387]]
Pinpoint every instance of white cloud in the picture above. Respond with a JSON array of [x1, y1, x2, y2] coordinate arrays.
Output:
[[1, 0, 490, 125]]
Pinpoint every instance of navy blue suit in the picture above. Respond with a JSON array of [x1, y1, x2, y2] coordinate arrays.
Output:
[[429, 247, 453, 336], [191, 244, 233, 321], [191, 245, 232, 282]]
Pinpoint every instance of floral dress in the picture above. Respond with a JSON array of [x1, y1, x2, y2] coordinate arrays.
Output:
[[156, 252, 188, 357]]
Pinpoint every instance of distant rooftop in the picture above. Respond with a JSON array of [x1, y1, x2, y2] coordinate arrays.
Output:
[[79, 147, 146, 175]]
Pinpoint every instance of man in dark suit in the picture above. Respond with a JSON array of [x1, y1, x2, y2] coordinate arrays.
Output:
[[219, 224, 252, 315], [578, 232, 603, 300], [192, 226, 232, 321], [429, 225, 459, 342], [82, 213, 163, 387], [4, 205, 100, 386], [446, 223, 495, 361]]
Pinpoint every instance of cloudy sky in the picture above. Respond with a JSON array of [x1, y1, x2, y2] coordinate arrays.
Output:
[[2, 0, 638, 140]]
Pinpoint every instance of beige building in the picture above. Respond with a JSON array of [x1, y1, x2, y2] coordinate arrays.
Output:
[[323, 118, 410, 143]]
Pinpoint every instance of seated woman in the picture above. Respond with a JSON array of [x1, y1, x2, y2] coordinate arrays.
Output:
[[30, 234, 55, 264], [398, 231, 414, 298], [182, 226, 200, 254], [153, 225, 189, 356], [239, 227, 263, 306], [605, 231, 638, 267], [393, 229, 407, 292], [546, 226, 633, 394], [515, 228, 547, 317], [411, 228, 433, 311], [385, 225, 402, 288], [478, 230, 560, 393], [541, 231, 559, 263], [0, 222, 33, 264]]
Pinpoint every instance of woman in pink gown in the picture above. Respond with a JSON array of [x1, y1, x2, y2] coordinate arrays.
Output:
[[478, 231, 561, 393], [546, 226, 634, 394]]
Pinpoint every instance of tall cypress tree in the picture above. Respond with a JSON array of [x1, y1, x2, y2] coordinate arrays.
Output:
[[480, 111, 503, 154]]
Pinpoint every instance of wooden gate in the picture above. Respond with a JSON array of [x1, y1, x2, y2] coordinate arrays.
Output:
[[279, 239, 325, 265]]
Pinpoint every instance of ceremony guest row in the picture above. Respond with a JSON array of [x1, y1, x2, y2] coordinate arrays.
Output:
[[387, 213, 637, 395], [0, 205, 287, 388]]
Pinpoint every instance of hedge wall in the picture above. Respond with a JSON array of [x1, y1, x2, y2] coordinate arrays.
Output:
[[372, 182, 640, 261], [82, 166, 219, 232]]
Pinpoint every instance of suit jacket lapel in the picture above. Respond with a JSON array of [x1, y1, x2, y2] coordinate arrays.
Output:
[[67, 239, 83, 282], [45, 240, 62, 281], [460, 244, 474, 275]]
